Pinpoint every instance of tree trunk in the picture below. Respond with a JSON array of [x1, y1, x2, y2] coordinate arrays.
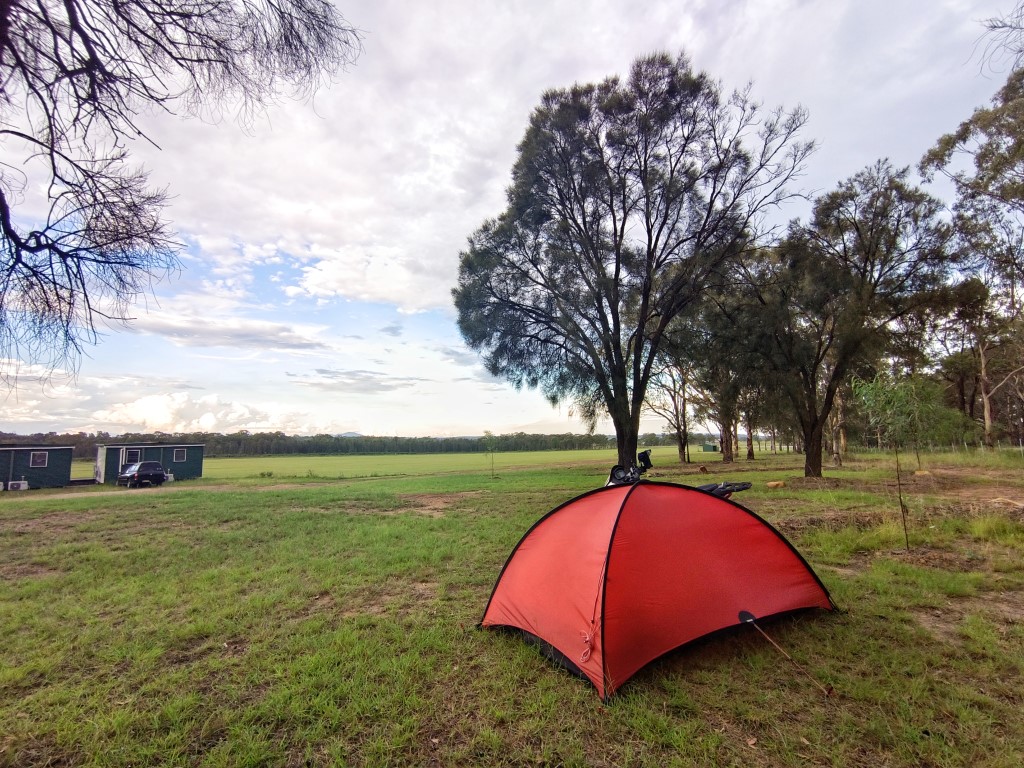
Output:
[[831, 389, 845, 467], [979, 341, 996, 450], [612, 405, 640, 467], [719, 420, 734, 463], [803, 422, 825, 477]]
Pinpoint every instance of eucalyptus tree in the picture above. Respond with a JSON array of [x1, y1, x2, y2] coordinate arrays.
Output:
[[645, 361, 694, 463], [747, 161, 958, 477], [453, 52, 812, 467], [932, 194, 1024, 447], [942, 276, 1024, 448], [921, 68, 1024, 218], [852, 372, 964, 467], [677, 276, 795, 464], [920, 61, 1024, 437], [682, 290, 768, 464], [1, 0, 362, 377]]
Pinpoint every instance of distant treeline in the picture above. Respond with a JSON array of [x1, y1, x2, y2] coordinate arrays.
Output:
[[0, 430, 709, 460]]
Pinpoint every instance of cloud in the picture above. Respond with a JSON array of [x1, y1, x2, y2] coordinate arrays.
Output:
[[433, 344, 481, 367], [131, 314, 331, 351], [90, 392, 280, 433], [288, 368, 430, 394]]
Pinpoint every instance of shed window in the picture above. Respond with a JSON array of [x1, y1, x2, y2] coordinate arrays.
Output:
[[30, 451, 48, 468], [125, 449, 141, 464], [173, 448, 186, 463]]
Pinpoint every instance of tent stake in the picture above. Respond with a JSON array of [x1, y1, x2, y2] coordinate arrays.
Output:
[[739, 611, 834, 697]]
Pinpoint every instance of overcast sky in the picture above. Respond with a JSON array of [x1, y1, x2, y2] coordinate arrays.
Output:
[[1, 0, 1015, 437]]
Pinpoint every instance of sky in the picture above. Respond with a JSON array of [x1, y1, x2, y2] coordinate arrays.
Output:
[[1, 0, 1017, 438]]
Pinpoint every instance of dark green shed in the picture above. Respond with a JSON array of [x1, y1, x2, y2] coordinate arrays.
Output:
[[1, 445, 74, 489], [95, 443, 205, 484]]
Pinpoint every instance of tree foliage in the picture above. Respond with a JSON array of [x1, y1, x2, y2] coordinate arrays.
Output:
[[0, 0, 362, 377], [922, 63, 1024, 449], [0, 428, 632, 459], [744, 161, 958, 476], [920, 68, 1024, 217], [853, 371, 976, 463], [453, 51, 812, 466]]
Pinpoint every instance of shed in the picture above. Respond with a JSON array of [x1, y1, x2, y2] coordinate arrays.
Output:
[[1, 445, 74, 489], [95, 443, 205, 484], [701, 443, 719, 452]]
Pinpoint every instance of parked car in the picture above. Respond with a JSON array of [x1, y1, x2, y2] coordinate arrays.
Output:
[[117, 461, 167, 488]]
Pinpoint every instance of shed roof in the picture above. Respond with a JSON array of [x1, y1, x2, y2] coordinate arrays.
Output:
[[0, 445, 75, 451], [98, 443, 205, 447]]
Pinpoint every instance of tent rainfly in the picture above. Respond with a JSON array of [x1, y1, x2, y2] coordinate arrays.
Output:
[[480, 481, 835, 700]]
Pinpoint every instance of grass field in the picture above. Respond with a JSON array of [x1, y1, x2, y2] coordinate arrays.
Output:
[[70, 449, 625, 482], [4, 450, 1024, 766]]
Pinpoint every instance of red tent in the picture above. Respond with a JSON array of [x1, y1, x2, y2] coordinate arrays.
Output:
[[480, 481, 834, 699]]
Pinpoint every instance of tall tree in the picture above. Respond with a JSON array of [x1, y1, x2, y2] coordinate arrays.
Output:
[[1, 0, 362, 378], [920, 68, 1024, 218], [682, 291, 765, 465], [645, 361, 693, 463], [945, 276, 1024, 448], [747, 161, 957, 477], [453, 52, 812, 467]]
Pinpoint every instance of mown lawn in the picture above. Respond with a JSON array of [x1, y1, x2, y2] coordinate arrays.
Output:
[[3, 451, 1023, 766], [70, 449, 622, 482]]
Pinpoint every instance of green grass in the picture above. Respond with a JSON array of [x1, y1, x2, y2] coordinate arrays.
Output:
[[4, 451, 1024, 766]]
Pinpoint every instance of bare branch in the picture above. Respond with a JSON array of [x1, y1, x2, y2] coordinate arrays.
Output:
[[0, 0, 362, 377]]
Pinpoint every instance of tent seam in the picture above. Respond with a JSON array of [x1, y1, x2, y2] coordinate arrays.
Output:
[[598, 480, 644, 699]]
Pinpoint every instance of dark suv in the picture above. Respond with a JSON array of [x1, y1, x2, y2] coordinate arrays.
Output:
[[117, 461, 167, 488]]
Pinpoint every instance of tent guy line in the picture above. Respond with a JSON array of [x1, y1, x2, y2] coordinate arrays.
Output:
[[739, 610, 836, 698]]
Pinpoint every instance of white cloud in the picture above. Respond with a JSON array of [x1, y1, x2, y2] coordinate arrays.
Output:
[[91, 392, 277, 433], [131, 313, 332, 352]]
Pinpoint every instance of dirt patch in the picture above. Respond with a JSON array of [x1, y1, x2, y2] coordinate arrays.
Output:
[[402, 491, 485, 518], [912, 588, 1024, 645], [3, 483, 311, 502], [917, 467, 1024, 502], [820, 543, 1003, 579], [781, 476, 857, 491], [339, 581, 438, 619], [221, 637, 249, 657], [915, 605, 964, 645], [0, 561, 62, 581], [888, 545, 988, 572], [753, 466, 1024, 504], [296, 592, 337, 619], [163, 635, 250, 667], [1, 510, 192, 550], [2, 510, 105, 535], [772, 508, 886, 535], [819, 561, 867, 578]]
